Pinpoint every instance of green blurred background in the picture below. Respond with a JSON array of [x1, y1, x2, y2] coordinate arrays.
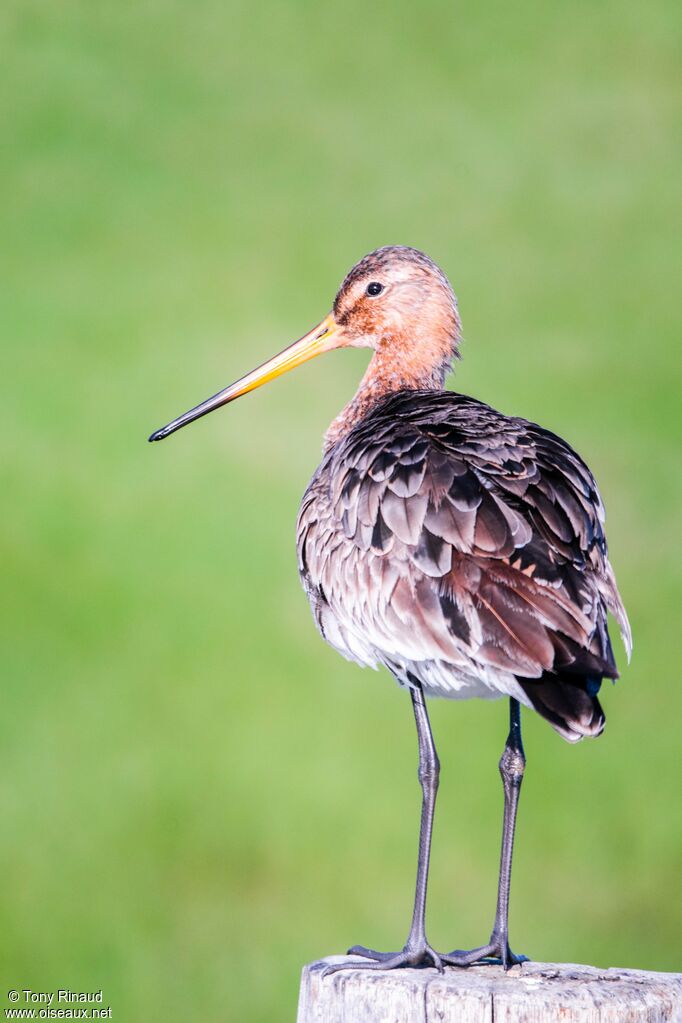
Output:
[[2, 1, 680, 1019]]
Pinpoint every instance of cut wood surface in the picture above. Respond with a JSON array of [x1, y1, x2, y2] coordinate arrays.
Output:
[[297, 956, 682, 1022]]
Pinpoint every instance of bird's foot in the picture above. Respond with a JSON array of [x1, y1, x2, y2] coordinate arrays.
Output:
[[442, 932, 528, 971], [322, 941, 444, 975]]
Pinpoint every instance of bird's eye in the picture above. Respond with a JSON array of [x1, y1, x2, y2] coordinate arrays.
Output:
[[366, 281, 383, 297]]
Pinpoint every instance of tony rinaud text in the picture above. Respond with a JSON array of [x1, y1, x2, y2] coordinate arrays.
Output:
[[16, 993, 103, 1005]]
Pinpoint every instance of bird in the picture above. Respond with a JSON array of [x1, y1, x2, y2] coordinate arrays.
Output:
[[149, 245, 631, 973]]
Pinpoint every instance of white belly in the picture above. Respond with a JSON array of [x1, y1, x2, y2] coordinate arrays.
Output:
[[315, 598, 532, 706]]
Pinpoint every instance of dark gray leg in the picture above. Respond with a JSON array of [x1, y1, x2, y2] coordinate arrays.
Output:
[[324, 682, 443, 974], [490, 697, 526, 960], [443, 698, 528, 969]]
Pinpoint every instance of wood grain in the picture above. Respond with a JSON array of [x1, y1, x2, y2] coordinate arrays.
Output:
[[297, 957, 682, 1022]]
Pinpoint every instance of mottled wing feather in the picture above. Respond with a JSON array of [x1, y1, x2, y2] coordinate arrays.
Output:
[[297, 390, 630, 729]]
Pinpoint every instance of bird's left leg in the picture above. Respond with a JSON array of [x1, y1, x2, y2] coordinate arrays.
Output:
[[442, 697, 528, 970], [324, 681, 443, 974]]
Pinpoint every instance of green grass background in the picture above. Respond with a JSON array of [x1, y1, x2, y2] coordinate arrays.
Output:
[[1, 1, 680, 1019]]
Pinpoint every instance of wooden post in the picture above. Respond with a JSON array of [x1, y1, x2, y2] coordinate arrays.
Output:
[[297, 957, 682, 1022]]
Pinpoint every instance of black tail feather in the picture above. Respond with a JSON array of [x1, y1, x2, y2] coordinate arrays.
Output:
[[519, 672, 606, 743]]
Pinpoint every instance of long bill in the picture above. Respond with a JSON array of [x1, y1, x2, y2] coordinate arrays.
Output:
[[148, 313, 341, 442]]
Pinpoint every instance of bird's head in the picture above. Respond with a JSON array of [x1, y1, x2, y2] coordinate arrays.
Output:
[[149, 245, 461, 443], [333, 246, 461, 362]]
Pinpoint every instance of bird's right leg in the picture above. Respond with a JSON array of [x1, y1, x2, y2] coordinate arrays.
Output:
[[323, 680, 443, 974], [442, 697, 528, 970]]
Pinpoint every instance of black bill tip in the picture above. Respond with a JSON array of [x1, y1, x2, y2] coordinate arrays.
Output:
[[147, 399, 220, 442], [148, 426, 171, 442]]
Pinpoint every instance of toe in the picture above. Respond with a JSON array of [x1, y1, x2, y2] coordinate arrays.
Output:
[[422, 945, 444, 972], [323, 944, 445, 973], [502, 948, 529, 970], [347, 946, 398, 962], [441, 944, 495, 967]]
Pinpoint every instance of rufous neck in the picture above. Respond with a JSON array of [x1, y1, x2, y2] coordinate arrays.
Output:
[[323, 345, 449, 451]]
